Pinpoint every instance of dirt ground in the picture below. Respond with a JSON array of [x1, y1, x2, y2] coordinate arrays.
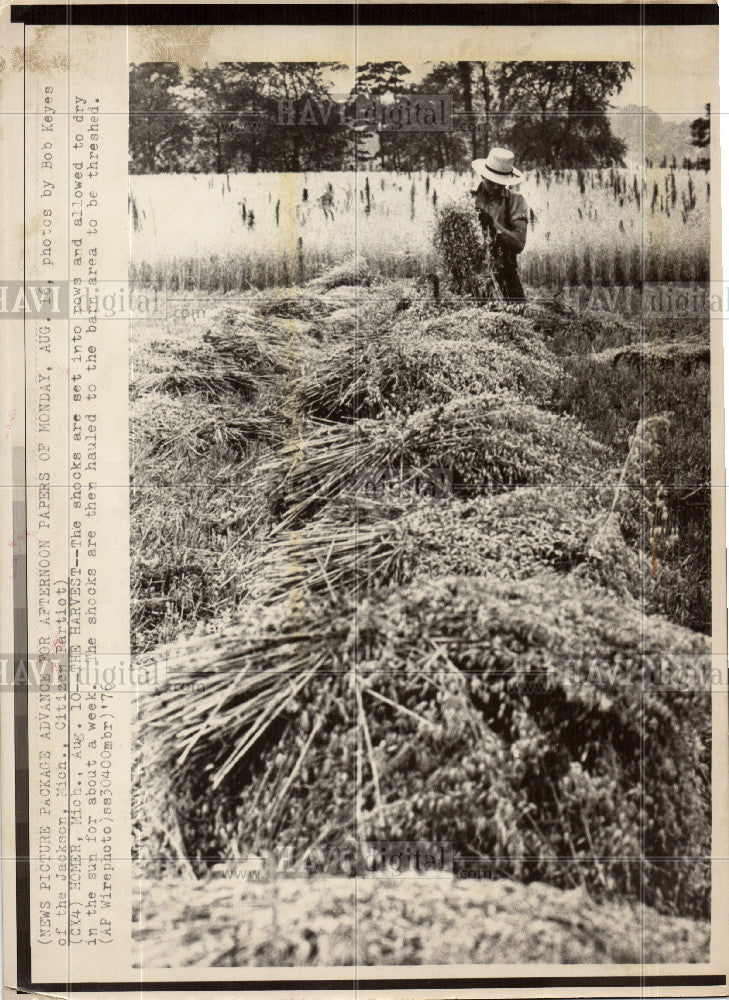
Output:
[[133, 875, 709, 968]]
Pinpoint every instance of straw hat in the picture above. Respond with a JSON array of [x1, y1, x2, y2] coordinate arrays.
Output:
[[471, 148, 523, 187]]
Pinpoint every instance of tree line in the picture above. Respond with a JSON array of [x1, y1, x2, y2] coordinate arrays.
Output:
[[129, 60, 634, 174]]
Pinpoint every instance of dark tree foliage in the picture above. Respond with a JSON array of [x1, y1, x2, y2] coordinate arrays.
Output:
[[129, 60, 633, 173], [184, 62, 349, 172], [691, 103, 711, 148], [494, 62, 633, 168], [690, 103, 710, 169], [129, 63, 193, 173], [353, 61, 412, 169]]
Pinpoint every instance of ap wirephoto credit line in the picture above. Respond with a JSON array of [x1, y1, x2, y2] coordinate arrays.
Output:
[[0, 4, 727, 999]]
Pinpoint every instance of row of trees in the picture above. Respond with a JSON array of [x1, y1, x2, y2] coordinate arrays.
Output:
[[129, 60, 634, 173]]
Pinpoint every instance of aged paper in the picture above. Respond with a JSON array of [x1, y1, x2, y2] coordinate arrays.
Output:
[[1, 3, 726, 998]]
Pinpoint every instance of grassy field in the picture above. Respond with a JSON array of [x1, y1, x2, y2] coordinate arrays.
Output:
[[131, 244, 712, 966], [129, 166, 710, 292]]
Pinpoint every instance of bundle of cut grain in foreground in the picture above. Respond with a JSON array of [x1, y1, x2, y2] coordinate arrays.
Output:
[[137, 570, 710, 920]]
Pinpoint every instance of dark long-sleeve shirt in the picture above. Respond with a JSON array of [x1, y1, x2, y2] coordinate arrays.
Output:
[[476, 188, 529, 254]]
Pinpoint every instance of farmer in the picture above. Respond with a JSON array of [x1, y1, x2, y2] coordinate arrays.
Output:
[[471, 148, 528, 301]]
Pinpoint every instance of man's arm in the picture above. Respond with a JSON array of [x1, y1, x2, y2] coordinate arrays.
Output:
[[493, 193, 528, 253], [493, 217, 527, 253]]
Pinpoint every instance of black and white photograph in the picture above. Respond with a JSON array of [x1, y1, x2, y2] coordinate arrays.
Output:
[[127, 49, 716, 970]]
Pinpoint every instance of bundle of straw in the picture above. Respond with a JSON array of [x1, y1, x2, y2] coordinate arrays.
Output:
[[264, 393, 606, 525], [387, 337, 561, 411], [202, 313, 312, 375], [153, 367, 260, 399], [256, 291, 325, 321], [132, 392, 280, 485], [434, 201, 488, 298], [142, 311, 322, 403], [395, 304, 552, 355], [138, 570, 710, 915], [138, 589, 352, 789], [247, 487, 645, 610], [298, 330, 562, 422], [297, 335, 396, 422]]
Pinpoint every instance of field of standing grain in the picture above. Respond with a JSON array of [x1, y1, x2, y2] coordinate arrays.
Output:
[[129, 166, 710, 292]]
